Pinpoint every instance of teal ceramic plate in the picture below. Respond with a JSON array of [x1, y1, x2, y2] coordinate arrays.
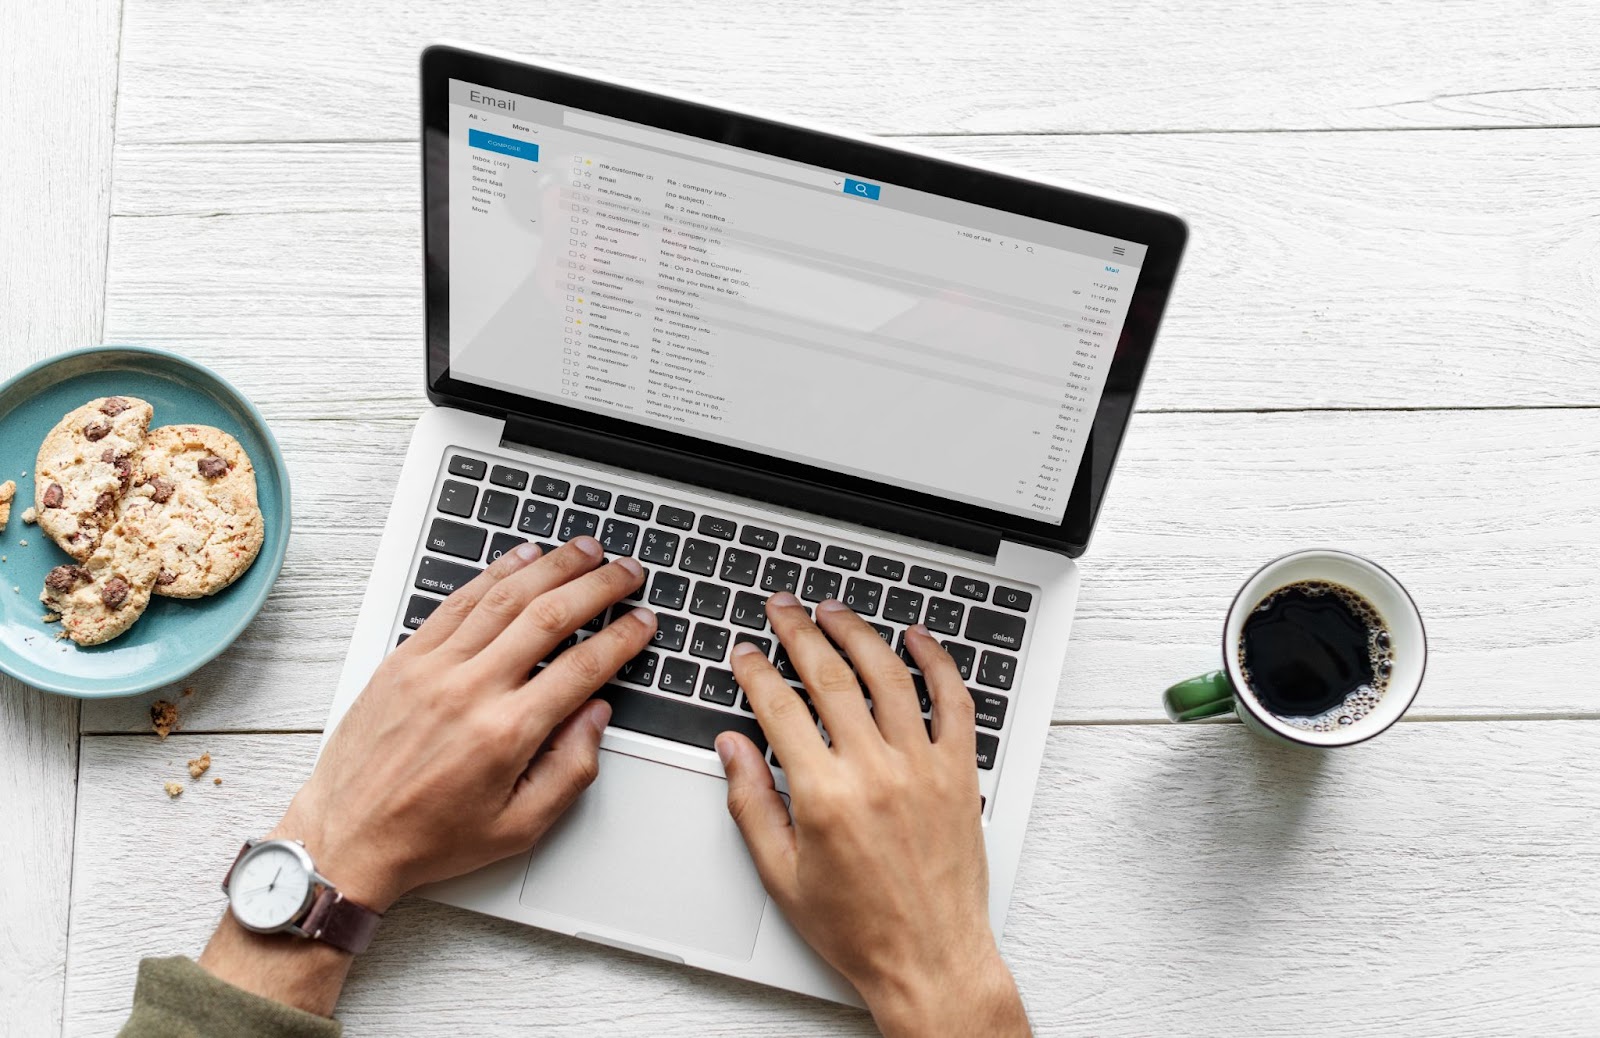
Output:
[[0, 346, 290, 697]]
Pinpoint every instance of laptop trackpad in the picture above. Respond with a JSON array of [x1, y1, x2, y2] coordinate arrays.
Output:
[[518, 748, 768, 961]]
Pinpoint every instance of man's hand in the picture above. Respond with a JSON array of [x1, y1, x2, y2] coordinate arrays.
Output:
[[716, 593, 1029, 1037]]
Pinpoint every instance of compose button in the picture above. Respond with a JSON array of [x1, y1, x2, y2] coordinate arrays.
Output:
[[468, 129, 539, 162], [843, 178, 881, 200]]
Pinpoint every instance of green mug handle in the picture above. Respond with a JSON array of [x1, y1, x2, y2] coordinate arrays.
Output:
[[1163, 670, 1237, 722]]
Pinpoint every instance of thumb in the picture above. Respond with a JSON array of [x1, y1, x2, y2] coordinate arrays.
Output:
[[716, 733, 798, 905], [501, 699, 610, 845]]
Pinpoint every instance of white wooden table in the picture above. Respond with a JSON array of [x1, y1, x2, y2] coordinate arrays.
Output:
[[5, 3, 1599, 1034]]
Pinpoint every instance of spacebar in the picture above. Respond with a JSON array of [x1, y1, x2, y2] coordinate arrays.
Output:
[[593, 684, 768, 754]]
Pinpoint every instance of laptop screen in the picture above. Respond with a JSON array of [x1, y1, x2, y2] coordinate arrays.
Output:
[[444, 80, 1148, 526]]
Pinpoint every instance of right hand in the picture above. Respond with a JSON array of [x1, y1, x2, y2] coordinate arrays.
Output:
[[715, 593, 1030, 1037]]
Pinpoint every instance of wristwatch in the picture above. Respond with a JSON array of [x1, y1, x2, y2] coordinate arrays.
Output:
[[221, 838, 383, 954]]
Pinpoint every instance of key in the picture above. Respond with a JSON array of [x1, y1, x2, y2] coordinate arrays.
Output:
[[823, 545, 862, 570], [648, 572, 689, 610], [993, 586, 1034, 612], [910, 671, 933, 712], [652, 614, 690, 652], [781, 535, 820, 561], [951, 576, 990, 602], [689, 582, 730, 619], [719, 547, 760, 586], [487, 533, 527, 564], [415, 556, 480, 596], [800, 567, 842, 602], [531, 475, 569, 500], [866, 555, 905, 580], [883, 587, 923, 625], [581, 610, 606, 633], [734, 632, 772, 656], [427, 518, 486, 561], [575, 485, 611, 510], [656, 504, 694, 530], [658, 656, 700, 695], [396, 633, 410, 647], [908, 566, 947, 592], [639, 528, 680, 566], [740, 525, 779, 550], [447, 455, 486, 480], [558, 508, 600, 541], [975, 732, 999, 770], [542, 634, 577, 666], [621, 566, 648, 602], [700, 667, 739, 706], [594, 683, 767, 753], [977, 650, 1017, 691], [942, 641, 976, 681], [680, 538, 720, 576], [490, 464, 529, 491], [773, 644, 800, 681], [966, 607, 1026, 650], [868, 622, 893, 646], [924, 597, 965, 636], [478, 489, 518, 528], [760, 557, 802, 594], [895, 629, 916, 666], [616, 651, 658, 686], [518, 499, 558, 537], [730, 591, 768, 630], [698, 514, 737, 540], [403, 594, 440, 630], [843, 577, 883, 616], [437, 480, 477, 518], [971, 689, 1009, 729], [616, 495, 653, 520], [689, 623, 731, 662], [738, 694, 756, 713], [600, 518, 640, 556]]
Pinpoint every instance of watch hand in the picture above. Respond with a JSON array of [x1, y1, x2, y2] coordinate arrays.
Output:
[[267, 866, 282, 892]]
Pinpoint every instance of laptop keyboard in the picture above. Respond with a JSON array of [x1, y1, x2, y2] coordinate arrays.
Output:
[[395, 449, 1039, 815]]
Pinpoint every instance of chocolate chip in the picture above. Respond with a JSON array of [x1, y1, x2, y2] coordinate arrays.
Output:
[[156, 570, 177, 586], [99, 397, 129, 416], [94, 490, 115, 515], [197, 456, 228, 479], [43, 483, 64, 508], [147, 476, 175, 504], [45, 565, 91, 593], [114, 456, 133, 489], [84, 418, 111, 441], [101, 576, 131, 610]]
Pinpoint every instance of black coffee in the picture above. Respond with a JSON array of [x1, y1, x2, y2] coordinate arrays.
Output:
[[1238, 580, 1392, 731]]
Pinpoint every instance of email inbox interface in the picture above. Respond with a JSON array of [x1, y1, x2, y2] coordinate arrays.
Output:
[[448, 82, 1145, 524]]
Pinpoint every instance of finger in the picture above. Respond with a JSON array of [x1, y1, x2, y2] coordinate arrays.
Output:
[[730, 640, 829, 773], [520, 604, 656, 737], [813, 598, 926, 748], [766, 593, 877, 749], [905, 625, 977, 763], [446, 537, 607, 657], [482, 555, 648, 680], [497, 699, 611, 848], [716, 733, 799, 906], [405, 540, 544, 653]]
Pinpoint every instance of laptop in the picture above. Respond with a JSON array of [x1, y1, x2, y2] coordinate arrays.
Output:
[[323, 43, 1186, 1007]]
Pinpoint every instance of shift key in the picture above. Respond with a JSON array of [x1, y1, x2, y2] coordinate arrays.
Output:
[[415, 556, 482, 596], [965, 607, 1026, 650]]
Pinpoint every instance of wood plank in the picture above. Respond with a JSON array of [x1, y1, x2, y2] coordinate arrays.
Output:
[[78, 407, 1600, 734], [113, 0, 1600, 142], [63, 724, 1600, 1036], [0, 0, 124, 1032], [105, 129, 1600, 413]]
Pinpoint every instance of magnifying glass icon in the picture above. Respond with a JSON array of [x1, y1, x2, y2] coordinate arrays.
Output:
[[854, 182, 869, 195], [1026, 246, 1034, 253]]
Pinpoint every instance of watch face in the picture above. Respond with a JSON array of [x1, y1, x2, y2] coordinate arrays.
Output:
[[229, 843, 313, 931]]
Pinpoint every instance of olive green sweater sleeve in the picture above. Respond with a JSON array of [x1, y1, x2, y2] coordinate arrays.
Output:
[[118, 956, 342, 1038]]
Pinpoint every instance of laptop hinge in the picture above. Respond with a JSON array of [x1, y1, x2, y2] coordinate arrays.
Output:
[[502, 414, 1004, 557]]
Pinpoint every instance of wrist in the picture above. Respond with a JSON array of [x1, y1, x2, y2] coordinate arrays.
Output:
[[265, 809, 405, 913], [859, 946, 1027, 1038]]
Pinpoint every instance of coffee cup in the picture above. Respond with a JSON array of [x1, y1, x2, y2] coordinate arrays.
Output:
[[1163, 549, 1426, 747]]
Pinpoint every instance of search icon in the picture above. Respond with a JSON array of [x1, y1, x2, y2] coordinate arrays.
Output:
[[842, 178, 881, 200], [1026, 246, 1034, 253]]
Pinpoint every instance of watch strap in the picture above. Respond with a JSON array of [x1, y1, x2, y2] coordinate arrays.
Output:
[[300, 886, 383, 955]]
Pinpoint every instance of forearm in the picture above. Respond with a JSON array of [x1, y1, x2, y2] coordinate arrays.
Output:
[[862, 949, 1030, 1038], [197, 912, 354, 1019]]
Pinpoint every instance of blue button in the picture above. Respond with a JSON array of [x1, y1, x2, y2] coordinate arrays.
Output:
[[468, 129, 539, 162], [843, 178, 881, 200]]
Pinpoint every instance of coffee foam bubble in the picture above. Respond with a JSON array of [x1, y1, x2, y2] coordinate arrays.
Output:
[[1236, 579, 1394, 732]]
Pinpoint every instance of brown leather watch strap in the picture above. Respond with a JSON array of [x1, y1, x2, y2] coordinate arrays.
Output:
[[300, 886, 383, 955]]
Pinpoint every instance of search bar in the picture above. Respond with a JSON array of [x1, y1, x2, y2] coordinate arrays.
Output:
[[562, 110, 846, 193]]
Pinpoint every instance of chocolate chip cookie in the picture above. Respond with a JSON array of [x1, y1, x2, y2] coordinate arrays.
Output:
[[39, 515, 161, 645], [35, 396, 153, 560]]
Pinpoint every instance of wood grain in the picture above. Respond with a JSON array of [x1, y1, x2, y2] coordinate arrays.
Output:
[[63, 726, 1600, 1037], [75, 406, 1600, 735], [0, 0, 123, 1031], [112, 0, 1600, 142], [104, 128, 1600, 414]]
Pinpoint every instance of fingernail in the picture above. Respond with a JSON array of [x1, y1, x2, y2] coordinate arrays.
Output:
[[908, 623, 930, 639], [515, 542, 541, 561], [767, 591, 800, 609], [572, 536, 602, 557], [628, 606, 656, 626], [587, 700, 612, 732], [732, 640, 762, 658], [715, 736, 734, 767], [816, 597, 848, 613], [615, 556, 643, 577]]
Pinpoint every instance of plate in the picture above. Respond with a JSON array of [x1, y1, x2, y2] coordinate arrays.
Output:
[[0, 346, 291, 697]]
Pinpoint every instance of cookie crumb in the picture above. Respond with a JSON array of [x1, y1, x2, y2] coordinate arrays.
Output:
[[41, 612, 59, 623], [182, 686, 195, 698], [213, 777, 222, 786], [163, 781, 184, 798], [17, 539, 26, 547], [187, 752, 212, 779], [21, 506, 36, 525], [150, 699, 179, 739]]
